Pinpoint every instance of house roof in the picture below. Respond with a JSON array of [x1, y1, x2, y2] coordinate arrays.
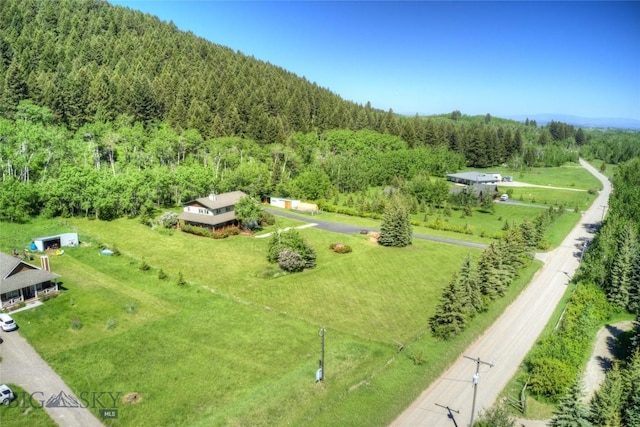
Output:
[[0, 252, 60, 294], [178, 211, 237, 226], [447, 172, 501, 182], [186, 191, 247, 210]]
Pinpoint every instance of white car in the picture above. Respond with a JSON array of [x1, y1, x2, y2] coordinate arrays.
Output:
[[0, 384, 15, 405], [0, 314, 17, 331], [500, 194, 509, 201]]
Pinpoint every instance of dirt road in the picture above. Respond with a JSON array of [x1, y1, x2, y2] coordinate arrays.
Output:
[[391, 159, 611, 427]]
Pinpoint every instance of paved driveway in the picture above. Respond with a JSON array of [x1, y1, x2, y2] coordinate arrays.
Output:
[[265, 208, 487, 249], [0, 326, 104, 426]]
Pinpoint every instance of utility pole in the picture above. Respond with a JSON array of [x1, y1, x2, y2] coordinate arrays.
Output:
[[463, 355, 494, 427], [316, 327, 325, 382], [435, 403, 460, 427]]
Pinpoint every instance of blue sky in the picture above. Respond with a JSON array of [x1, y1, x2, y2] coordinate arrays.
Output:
[[112, 1, 640, 120]]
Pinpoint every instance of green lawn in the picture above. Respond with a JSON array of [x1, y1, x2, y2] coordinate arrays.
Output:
[[480, 162, 603, 190], [2, 216, 489, 426], [1, 159, 592, 427], [504, 186, 596, 210]]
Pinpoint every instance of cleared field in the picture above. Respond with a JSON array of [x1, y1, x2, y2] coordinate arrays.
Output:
[[485, 162, 603, 190], [0, 166, 586, 425], [3, 217, 489, 426]]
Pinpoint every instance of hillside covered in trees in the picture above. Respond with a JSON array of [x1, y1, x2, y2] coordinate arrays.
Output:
[[0, 0, 603, 224]]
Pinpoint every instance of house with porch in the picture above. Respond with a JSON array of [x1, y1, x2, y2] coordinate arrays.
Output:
[[178, 191, 248, 230], [1, 252, 60, 309]]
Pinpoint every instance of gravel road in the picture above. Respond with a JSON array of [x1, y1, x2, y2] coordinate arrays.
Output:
[[0, 324, 104, 426], [391, 159, 611, 427]]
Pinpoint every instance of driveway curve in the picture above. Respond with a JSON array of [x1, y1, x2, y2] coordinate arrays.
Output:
[[391, 158, 611, 427]]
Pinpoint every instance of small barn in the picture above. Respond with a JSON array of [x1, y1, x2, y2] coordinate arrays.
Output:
[[269, 197, 300, 209], [268, 197, 319, 214], [32, 233, 79, 252]]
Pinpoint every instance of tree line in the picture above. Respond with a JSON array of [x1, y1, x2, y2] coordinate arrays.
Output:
[[429, 207, 564, 339], [520, 157, 640, 426]]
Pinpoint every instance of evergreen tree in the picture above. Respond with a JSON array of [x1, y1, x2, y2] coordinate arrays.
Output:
[[548, 380, 592, 427], [608, 222, 638, 309], [621, 350, 640, 427], [575, 128, 586, 145], [458, 255, 485, 314], [378, 196, 412, 247], [429, 278, 468, 339], [589, 362, 623, 427]]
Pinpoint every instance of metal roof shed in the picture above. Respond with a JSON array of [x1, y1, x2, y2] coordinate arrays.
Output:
[[32, 233, 79, 252]]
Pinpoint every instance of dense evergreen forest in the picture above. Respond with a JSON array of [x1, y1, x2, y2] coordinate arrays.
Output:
[[0, 0, 628, 224]]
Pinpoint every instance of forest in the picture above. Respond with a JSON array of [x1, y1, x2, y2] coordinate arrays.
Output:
[[0, 0, 590, 224]]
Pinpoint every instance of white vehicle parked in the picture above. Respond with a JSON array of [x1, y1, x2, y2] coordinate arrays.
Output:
[[0, 384, 15, 405], [0, 314, 17, 331], [500, 194, 509, 201]]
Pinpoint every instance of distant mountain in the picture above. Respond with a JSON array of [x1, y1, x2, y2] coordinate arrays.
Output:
[[506, 114, 640, 130]]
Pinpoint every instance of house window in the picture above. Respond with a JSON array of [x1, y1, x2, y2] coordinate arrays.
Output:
[[6, 290, 20, 298]]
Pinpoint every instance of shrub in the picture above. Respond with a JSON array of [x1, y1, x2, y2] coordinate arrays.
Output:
[[212, 226, 240, 239], [158, 212, 179, 228], [528, 356, 575, 400], [181, 224, 211, 238], [331, 243, 352, 254], [259, 211, 276, 226], [278, 249, 305, 272], [407, 351, 427, 366], [158, 269, 167, 280], [139, 258, 150, 271], [176, 271, 187, 286], [105, 318, 117, 330], [70, 317, 83, 330], [267, 229, 316, 270]]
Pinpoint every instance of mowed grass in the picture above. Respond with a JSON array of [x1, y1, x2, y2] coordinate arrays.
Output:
[[2, 217, 481, 426], [485, 162, 603, 190], [503, 186, 596, 210]]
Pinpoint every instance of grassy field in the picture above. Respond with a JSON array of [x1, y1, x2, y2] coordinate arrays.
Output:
[[0, 161, 597, 426], [482, 162, 603, 190], [0, 214, 541, 427]]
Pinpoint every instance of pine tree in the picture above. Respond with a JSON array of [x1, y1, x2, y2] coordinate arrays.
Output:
[[429, 278, 469, 339], [589, 362, 623, 427], [621, 350, 640, 427], [549, 380, 592, 427], [458, 255, 485, 314], [378, 196, 412, 248], [608, 223, 638, 309]]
